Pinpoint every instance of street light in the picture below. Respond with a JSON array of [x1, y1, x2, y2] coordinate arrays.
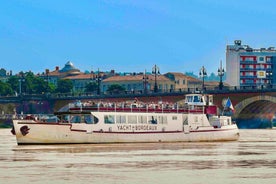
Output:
[[142, 70, 149, 94], [94, 68, 102, 95], [152, 64, 160, 93], [18, 71, 25, 96], [199, 66, 207, 91], [218, 60, 225, 90], [45, 69, 49, 92]]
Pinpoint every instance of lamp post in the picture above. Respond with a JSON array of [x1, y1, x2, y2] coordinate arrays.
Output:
[[199, 66, 207, 91], [152, 64, 160, 93], [142, 70, 149, 94], [18, 71, 25, 115], [37, 101, 43, 117], [94, 68, 101, 95], [218, 60, 225, 90], [18, 71, 25, 96], [45, 69, 49, 93]]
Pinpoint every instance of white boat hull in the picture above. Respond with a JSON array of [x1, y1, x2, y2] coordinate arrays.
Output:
[[13, 120, 239, 145]]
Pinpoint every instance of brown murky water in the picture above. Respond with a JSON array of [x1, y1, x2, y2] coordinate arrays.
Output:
[[1, 129, 276, 184]]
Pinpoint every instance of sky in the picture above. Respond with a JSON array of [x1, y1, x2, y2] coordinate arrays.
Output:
[[1, 0, 276, 75]]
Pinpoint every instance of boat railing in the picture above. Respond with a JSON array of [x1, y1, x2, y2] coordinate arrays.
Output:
[[69, 102, 206, 114]]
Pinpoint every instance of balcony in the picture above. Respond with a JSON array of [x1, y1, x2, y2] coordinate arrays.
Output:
[[240, 75, 256, 79], [240, 60, 256, 64], [240, 68, 255, 71]]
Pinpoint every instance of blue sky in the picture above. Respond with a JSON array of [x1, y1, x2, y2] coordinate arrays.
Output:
[[1, 0, 276, 75]]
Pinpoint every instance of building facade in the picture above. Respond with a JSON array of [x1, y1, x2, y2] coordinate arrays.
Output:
[[164, 72, 202, 91], [226, 40, 276, 88], [0, 68, 12, 82], [101, 73, 175, 94]]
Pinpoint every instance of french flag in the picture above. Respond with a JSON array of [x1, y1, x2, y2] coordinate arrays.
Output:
[[225, 97, 234, 110]]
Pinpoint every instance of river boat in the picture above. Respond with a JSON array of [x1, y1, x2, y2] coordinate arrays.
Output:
[[12, 94, 239, 145]]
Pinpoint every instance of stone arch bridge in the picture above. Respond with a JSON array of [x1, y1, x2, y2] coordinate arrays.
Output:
[[211, 91, 276, 125], [0, 91, 276, 125]]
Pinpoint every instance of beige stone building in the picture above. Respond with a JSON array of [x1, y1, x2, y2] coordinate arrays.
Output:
[[101, 73, 175, 94], [164, 72, 202, 91]]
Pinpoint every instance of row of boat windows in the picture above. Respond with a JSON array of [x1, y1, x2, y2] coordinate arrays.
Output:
[[104, 115, 173, 124], [69, 115, 99, 124], [66, 114, 177, 124]]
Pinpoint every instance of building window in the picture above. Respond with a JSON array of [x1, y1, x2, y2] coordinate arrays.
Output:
[[159, 84, 162, 90], [258, 56, 266, 63]]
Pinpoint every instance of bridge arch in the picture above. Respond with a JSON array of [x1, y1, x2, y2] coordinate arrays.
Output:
[[233, 95, 276, 118]]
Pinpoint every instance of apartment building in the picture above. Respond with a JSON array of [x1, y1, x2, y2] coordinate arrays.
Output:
[[226, 40, 276, 88]]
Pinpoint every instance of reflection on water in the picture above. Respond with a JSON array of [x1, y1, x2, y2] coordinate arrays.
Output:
[[1, 129, 276, 184]]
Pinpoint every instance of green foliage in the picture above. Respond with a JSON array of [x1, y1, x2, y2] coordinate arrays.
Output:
[[107, 84, 125, 94], [185, 71, 226, 82], [85, 82, 98, 93], [55, 79, 73, 93], [185, 72, 198, 79], [7, 75, 19, 93], [21, 72, 53, 94], [0, 81, 13, 96], [6, 72, 54, 95]]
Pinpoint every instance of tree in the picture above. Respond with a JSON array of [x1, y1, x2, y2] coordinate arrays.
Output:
[[7, 72, 55, 95], [7, 76, 20, 94], [185, 72, 198, 79], [107, 84, 125, 94], [85, 82, 98, 93], [19, 72, 52, 94], [206, 72, 219, 81], [55, 79, 73, 93], [0, 81, 13, 96]]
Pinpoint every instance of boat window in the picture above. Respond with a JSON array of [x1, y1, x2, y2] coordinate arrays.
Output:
[[186, 96, 193, 103], [158, 116, 167, 124], [70, 115, 81, 123], [194, 116, 198, 122], [104, 115, 115, 124], [193, 95, 200, 102], [116, 115, 126, 124], [148, 116, 157, 124], [84, 115, 98, 124], [172, 116, 177, 120], [138, 115, 147, 124], [128, 115, 137, 124], [62, 115, 70, 123], [93, 116, 99, 124]]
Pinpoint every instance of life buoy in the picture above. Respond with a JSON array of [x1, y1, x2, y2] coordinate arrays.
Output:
[[20, 125, 30, 136]]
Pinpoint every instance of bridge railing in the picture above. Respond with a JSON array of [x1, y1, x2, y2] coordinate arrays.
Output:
[[0, 85, 276, 101]]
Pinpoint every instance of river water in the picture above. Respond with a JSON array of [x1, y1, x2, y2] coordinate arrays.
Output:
[[1, 129, 276, 184]]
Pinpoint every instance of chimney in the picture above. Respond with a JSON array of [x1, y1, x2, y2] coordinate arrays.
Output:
[[55, 66, 59, 71], [45, 69, 49, 75]]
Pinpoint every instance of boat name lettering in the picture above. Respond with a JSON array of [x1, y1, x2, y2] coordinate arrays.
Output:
[[117, 125, 157, 131]]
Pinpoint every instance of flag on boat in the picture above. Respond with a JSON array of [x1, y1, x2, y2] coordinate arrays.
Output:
[[225, 97, 234, 110]]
